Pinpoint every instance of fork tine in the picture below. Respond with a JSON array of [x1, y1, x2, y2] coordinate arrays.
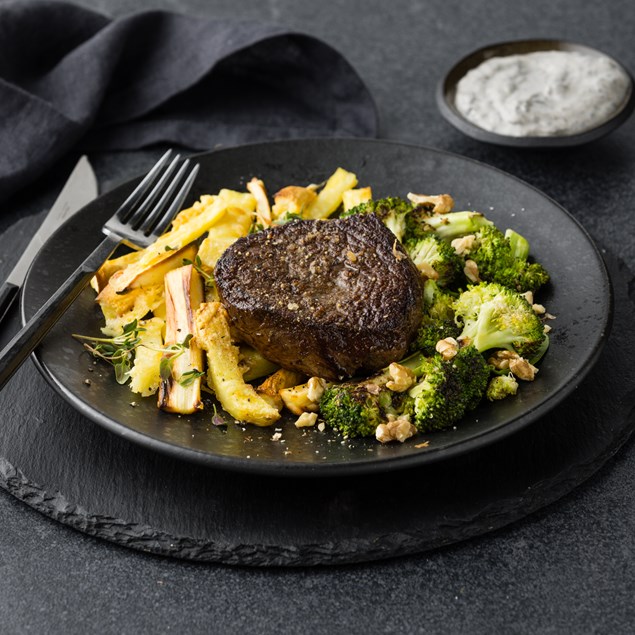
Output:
[[151, 163, 200, 237], [127, 154, 182, 230], [116, 150, 172, 222], [139, 159, 191, 235]]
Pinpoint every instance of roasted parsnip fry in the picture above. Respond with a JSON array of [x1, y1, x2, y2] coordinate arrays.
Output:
[[247, 177, 272, 227], [240, 345, 280, 382], [257, 369, 306, 411], [117, 243, 197, 292], [91, 249, 143, 293], [342, 186, 372, 212], [109, 195, 232, 294], [271, 185, 318, 219], [97, 283, 165, 337], [128, 317, 165, 397], [195, 302, 280, 426], [304, 167, 358, 219], [279, 380, 323, 416], [157, 265, 205, 414], [197, 206, 253, 269]]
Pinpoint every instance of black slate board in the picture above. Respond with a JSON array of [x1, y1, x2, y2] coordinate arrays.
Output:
[[0, 250, 633, 566]]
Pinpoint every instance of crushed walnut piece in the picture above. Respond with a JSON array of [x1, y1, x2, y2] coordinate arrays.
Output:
[[508, 357, 538, 381], [392, 240, 407, 261], [464, 259, 480, 283], [451, 234, 477, 256], [416, 261, 439, 280], [406, 192, 454, 214], [487, 350, 519, 370], [376, 417, 417, 443], [295, 412, 318, 428], [307, 376, 327, 403], [386, 362, 416, 392], [436, 337, 459, 360], [488, 350, 538, 380]]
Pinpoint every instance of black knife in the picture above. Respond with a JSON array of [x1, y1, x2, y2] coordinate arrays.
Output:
[[0, 157, 98, 325]]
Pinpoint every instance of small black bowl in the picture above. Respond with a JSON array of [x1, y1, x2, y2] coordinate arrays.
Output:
[[437, 39, 635, 148]]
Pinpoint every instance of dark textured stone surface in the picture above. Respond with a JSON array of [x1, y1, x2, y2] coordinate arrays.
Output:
[[1, 0, 635, 632]]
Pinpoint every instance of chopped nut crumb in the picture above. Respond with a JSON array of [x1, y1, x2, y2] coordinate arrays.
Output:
[[487, 350, 518, 370], [435, 337, 459, 360], [415, 441, 430, 449], [416, 260, 439, 280], [365, 383, 382, 395], [544, 312, 556, 320], [543, 324, 552, 333], [307, 376, 327, 403], [271, 432, 283, 442], [84, 379, 91, 386], [317, 422, 326, 432], [464, 259, 481, 283], [451, 234, 477, 256], [392, 240, 407, 261], [522, 291, 534, 305], [287, 302, 299, 311], [346, 250, 358, 263], [532, 303, 546, 314], [386, 362, 416, 392], [295, 412, 318, 428], [509, 357, 538, 381], [407, 192, 454, 214], [376, 418, 417, 443]]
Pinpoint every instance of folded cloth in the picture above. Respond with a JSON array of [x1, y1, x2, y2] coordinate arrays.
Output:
[[0, 0, 378, 203]]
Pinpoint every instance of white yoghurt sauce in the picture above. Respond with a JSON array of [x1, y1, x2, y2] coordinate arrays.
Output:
[[454, 50, 631, 137]]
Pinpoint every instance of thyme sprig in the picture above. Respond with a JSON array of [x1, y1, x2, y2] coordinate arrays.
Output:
[[159, 334, 194, 381], [72, 319, 145, 384], [182, 255, 215, 289]]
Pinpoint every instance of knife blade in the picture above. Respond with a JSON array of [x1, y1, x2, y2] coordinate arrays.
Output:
[[0, 156, 98, 325]]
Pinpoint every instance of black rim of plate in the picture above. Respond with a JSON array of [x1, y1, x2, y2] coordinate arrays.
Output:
[[22, 138, 613, 476], [436, 39, 635, 148]]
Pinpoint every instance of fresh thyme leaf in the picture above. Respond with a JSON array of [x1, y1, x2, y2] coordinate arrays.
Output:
[[181, 333, 193, 349], [178, 369, 205, 387], [159, 356, 174, 381], [72, 320, 146, 385]]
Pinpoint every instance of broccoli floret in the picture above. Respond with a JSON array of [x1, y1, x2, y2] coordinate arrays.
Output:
[[453, 282, 546, 358], [411, 279, 461, 356], [486, 374, 519, 401], [468, 225, 550, 293], [409, 346, 490, 433], [319, 353, 424, 438], [405, 209, 493, 243], [342, 197, 413, 242], [405, 233, 463, 287], [319, 382, 395, 438]]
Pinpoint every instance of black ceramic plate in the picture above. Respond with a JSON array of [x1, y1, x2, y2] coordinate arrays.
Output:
[[437, 39, 635, 147], [22, 139, 611, 476]]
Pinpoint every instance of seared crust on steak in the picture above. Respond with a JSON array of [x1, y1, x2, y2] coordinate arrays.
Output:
[[214, 214, 423, 380]]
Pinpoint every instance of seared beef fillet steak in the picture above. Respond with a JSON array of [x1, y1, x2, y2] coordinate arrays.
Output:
[[214, 213, 423, 380]]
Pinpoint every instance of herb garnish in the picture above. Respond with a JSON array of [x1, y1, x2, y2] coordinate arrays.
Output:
[[72, 319, 145, 384]]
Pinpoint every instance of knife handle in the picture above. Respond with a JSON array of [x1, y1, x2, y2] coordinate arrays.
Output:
[[0, 235, 118, 390], [0, 282, 20, 327]]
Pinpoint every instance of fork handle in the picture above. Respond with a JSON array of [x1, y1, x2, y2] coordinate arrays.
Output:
[[0, 236, 118, 390], [0, 282, 20, 326]]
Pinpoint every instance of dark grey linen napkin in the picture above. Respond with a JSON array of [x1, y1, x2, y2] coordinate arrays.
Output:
[[0, 1, 377, 203]]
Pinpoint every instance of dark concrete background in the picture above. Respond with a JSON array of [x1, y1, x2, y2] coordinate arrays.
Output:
[[1, 0, 634, 632]]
